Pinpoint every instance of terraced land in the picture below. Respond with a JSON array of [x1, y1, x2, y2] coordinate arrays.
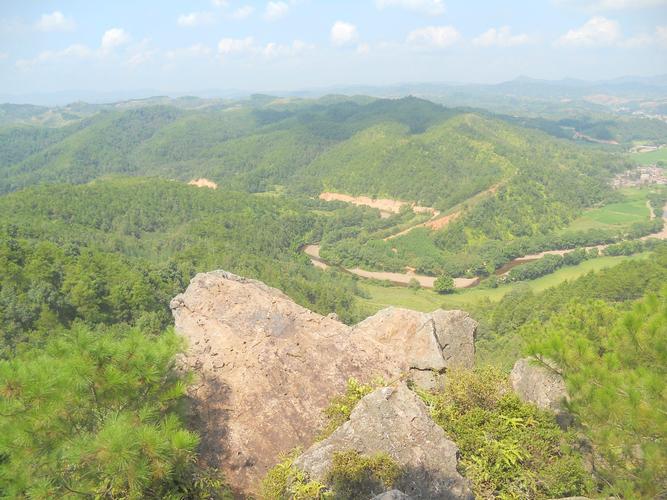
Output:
[[562, 187, 651, 232]]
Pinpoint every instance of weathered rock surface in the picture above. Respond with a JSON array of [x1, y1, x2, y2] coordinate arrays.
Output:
[[510, 357, 571, 426], [170, 270, 477, 493], [353, 308, 476, 372], [295, 384, 473, 499], [372, 490, 413, 499]]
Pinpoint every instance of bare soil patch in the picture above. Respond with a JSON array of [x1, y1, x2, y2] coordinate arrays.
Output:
[[319, 192, 437, 216], [188, 178, 218, 189]]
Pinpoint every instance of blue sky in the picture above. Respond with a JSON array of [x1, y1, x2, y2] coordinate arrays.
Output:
[[0, 0, 666, 95]]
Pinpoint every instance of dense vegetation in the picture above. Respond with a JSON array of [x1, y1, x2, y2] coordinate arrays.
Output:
[[526, 291, 666, 498], [0, 325, 233, 498], [0, 178, 367, 496], [467, 246, 667, 497], [474, 245, 667, 367], [420, 368, 592, 499], [0, 178, 366, 341], [0, 96, 626, 212]]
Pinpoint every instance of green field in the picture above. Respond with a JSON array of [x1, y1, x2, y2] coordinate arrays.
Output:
[[632, 147, 667, 165], [562, 188, 650, 232], [358, 252, 651, 314]]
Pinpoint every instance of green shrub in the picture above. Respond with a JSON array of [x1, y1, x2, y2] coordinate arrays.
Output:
[[259, 451, 329, 500], [260, 449, 401, 500], [0, 325, 232, 498], [320, 378, 384, 439], [434, 274, 455, 294], [526, 289, 667, 498], [421, 368, 593, 499], [326, 450, 402, 500]]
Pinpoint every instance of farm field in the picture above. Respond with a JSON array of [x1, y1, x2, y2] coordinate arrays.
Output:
[[632, 147, 667, 165], [358, 252, 651, 314], [561, 187, 651, 232]]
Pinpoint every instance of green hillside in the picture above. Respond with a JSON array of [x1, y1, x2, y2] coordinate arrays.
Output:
[[0, 97, 626, 211], [0, 178, 366, 341]]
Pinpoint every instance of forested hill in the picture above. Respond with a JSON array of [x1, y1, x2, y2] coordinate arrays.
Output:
[[0, 96, 627, 211], [0, 178, 368, 349]]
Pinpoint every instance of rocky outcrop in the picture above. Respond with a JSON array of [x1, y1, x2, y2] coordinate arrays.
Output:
[[353, 308, 476, 372], [510, 357, 571, 427], [295, 384, 474, 499], [372, 491, 412, 500], [170, 270, 477, 493]]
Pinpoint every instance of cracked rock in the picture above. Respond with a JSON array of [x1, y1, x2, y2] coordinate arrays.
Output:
[[170, 271, 477, 494]]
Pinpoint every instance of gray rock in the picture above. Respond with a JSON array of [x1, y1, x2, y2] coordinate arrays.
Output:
[[170, 271, 478, 494], [372, 490, 412, 499], [407, 368, 445, 393], [510, 357, 571, 427], [432, 310, 477, 370], [353, 307, 477, 373], [295, 384, 474, 500]]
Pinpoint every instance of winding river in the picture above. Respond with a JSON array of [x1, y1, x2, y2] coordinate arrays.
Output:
[[303, 199, 667, 290]]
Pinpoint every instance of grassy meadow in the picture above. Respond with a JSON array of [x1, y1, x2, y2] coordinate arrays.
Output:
[[632, 147, 667, 165], [561, 187, 651, 232], [357, 252, 651, 314]]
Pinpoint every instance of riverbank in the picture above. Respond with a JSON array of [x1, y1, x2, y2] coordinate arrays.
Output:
[[302, 244, 479, 289], [304, 201, 666, 288]]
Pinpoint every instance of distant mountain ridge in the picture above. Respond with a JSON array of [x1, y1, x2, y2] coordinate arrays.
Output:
[[0, 96, 623, 209], [1, 74, 665, 106]]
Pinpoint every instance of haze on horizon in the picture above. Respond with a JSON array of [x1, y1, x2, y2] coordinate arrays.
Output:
[[0, 0, 666, 100]]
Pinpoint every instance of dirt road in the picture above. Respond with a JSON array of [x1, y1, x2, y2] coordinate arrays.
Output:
[[302, 244, 478, 289]]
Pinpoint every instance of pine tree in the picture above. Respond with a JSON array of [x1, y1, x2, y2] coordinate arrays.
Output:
[[526, 288, 667, 497]]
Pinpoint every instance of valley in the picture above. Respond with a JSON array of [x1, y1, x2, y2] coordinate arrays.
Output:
[[1, 90, 666, 499], [303, 180, 665, 298]]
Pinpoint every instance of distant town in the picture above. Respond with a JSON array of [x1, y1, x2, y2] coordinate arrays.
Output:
[[613, 164, 667, 188]]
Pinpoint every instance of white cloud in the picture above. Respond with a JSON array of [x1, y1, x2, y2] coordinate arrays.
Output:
[[596, 0, 667, 7], [102, 28, 131, 51], [264, 1, 289, 20], [556, 0, 667, 10], [16, 44, 93, 69], [231, 6, 255, 20], [473, 26, 530, 47], [657, 26, 667, 46], [126, 50, 156, 67], [331, 21, 359, 46], [620, 33, 653, 48], [407, 25, 460, 48], [166, 44, 213, 59], [375, 0, 445, 16], [212, 0, 229, 6], [177, 11, 215, 27], [357, 43, 371, 54], [261, 39, 313, 57], [35, 11, 75, 31], [556, 16, 620, 46], [0, 52, 8, 60], [218, 36, 255, 55]]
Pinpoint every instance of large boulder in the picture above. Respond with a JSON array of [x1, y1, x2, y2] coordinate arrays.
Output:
[[294, 384, 473, 499], [353, 308, 476, 372], [170, 271, 477, 493], [510, 357, 571, 426]]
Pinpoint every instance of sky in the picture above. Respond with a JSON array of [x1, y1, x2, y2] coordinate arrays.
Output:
[[0, 0, 666, 97]]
